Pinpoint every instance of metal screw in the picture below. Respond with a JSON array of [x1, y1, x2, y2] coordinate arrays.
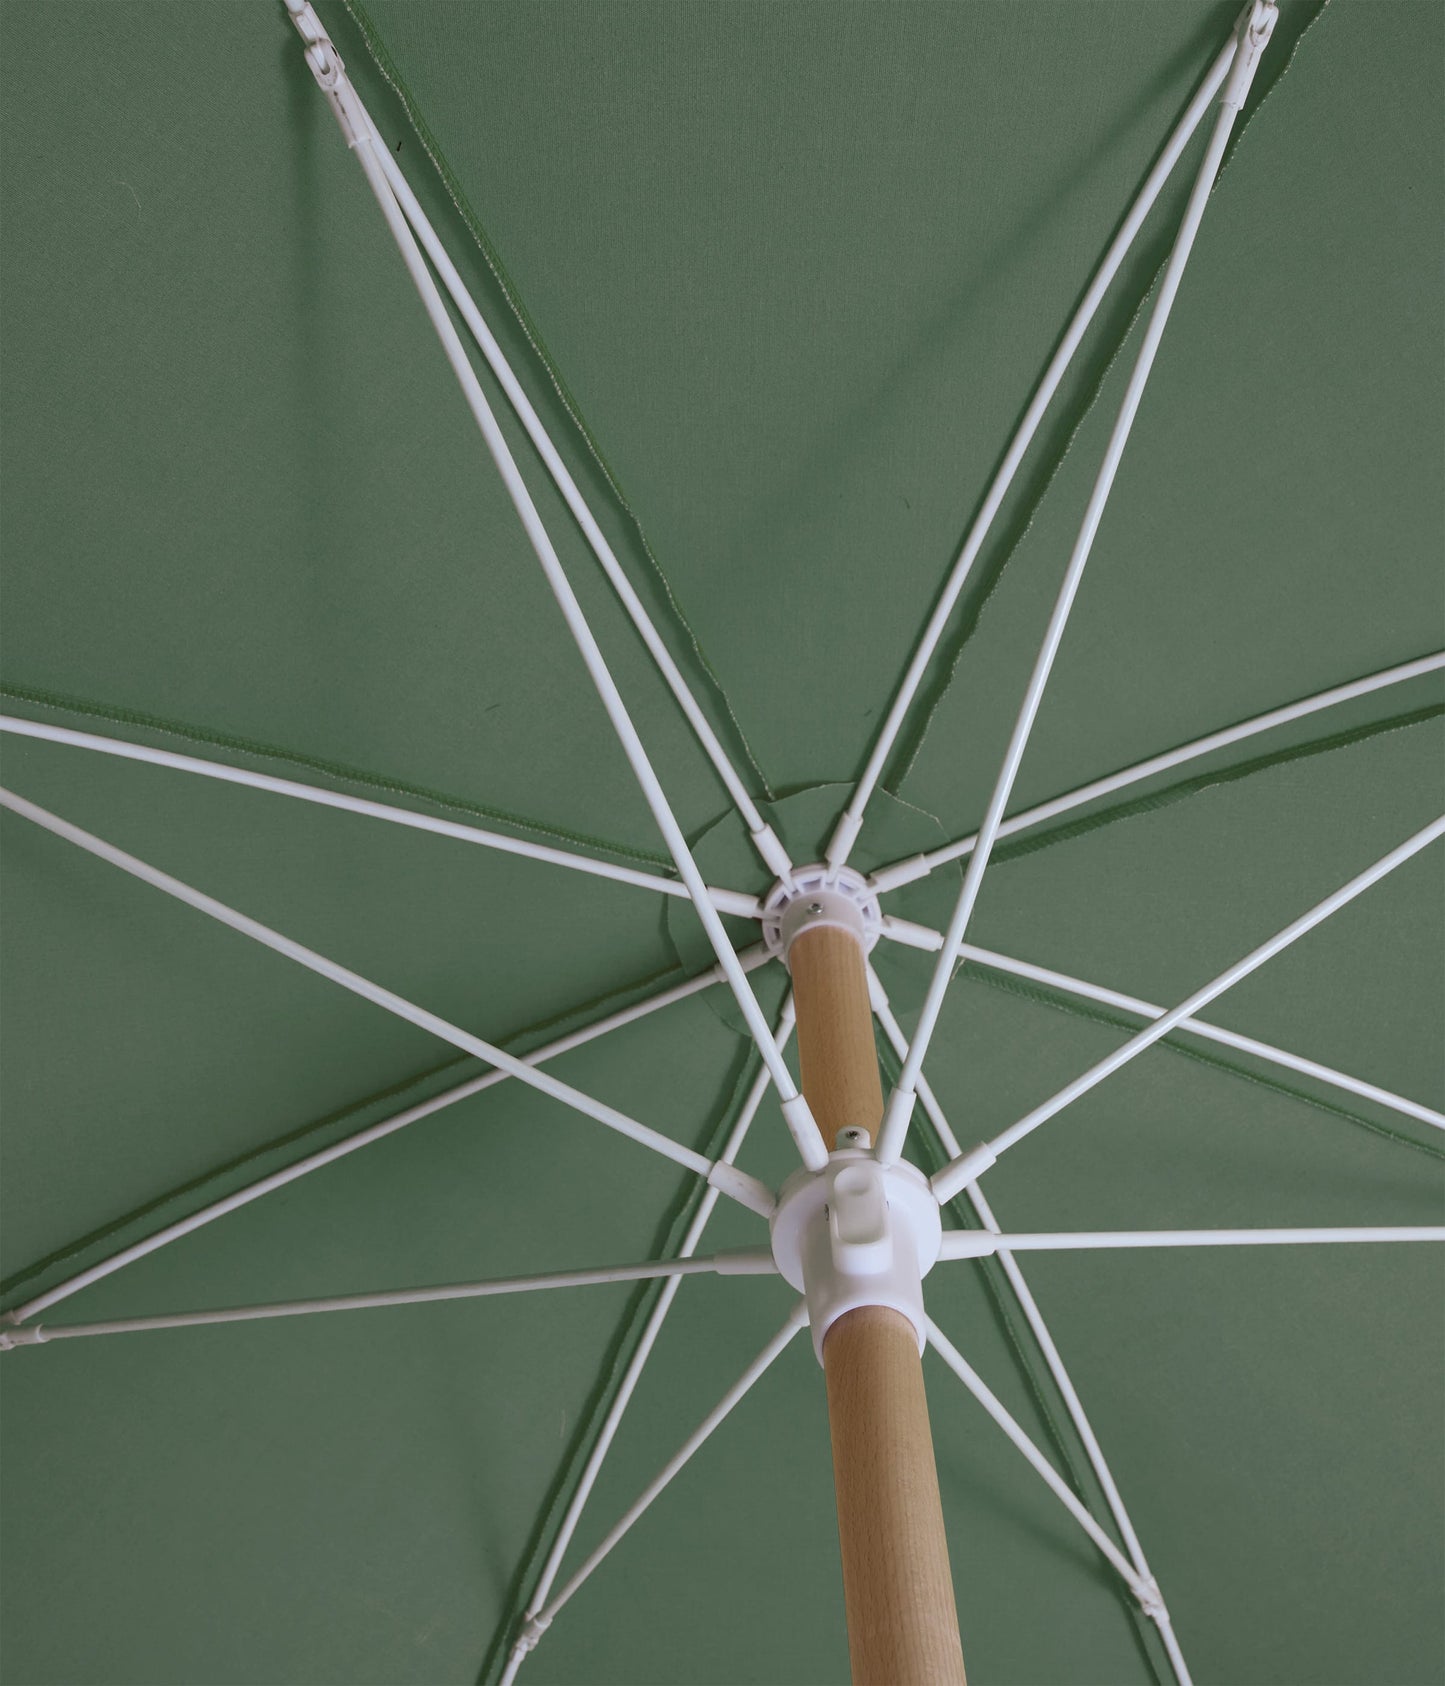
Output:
[[806, 901, 824, 916]]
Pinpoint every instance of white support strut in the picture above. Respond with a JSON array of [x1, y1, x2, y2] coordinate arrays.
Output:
[[282, 4, 816, 1137], [507, 1302, 810, 1670], [0, 788, 774, 1219], [0, 1252, 777, 1348], [879, 2, 1279, 1164], [3, 946, 774, 1327], [937, 1228, 1445, 1259], [933, 812, 1445, 1202], [966, 1178, 1194, 1679], [0, 716, 762, 918], [925, 1319, 1151, 1600], [504, 1002, 797, 1685]]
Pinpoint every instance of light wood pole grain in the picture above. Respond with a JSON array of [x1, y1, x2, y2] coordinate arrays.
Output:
[[788, 924, 967, 1686]]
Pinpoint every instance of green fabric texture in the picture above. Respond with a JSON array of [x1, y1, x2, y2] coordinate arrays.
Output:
[[1, 2, 1441, 1684]]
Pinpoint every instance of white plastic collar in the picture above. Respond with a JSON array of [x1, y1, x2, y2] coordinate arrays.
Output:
[[770, 1140, 942, 1363], [514, 1613, 551, 1655], [761, 863, 882, 963]]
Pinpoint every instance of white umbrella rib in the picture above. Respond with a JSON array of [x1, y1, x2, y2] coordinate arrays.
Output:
[[0, 1254, 780, 1348], [0, 716, 762, 917], [282, 0, 791, 885], [874, 932, 1445, 1133], [938, 1228, 1445, 1258], [879, 12, 1276, 1163]]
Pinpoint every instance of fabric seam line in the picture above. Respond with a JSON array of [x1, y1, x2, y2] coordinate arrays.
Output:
[[888, 0, 1334, 795], [0, 680, 675, 872], [335, 0, 779, 807]]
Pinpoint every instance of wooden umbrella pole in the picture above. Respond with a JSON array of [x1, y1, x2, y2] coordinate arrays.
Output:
[[789, 925, 967, 1686]]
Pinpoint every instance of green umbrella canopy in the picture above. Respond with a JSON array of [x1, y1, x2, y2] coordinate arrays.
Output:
[[1, 0, 1441, 1681]]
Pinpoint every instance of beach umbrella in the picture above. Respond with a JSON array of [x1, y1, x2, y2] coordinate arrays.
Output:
[[1, 1, 1441, 1682]]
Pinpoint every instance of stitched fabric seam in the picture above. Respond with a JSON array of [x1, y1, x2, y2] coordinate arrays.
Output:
[[988, 702, 1445, 868], [334, 0, 778, 806], [0, 680, 673, 870]]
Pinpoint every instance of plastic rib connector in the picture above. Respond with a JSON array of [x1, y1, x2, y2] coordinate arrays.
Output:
[[871, 852, 933, 893], [707, 1162, 776, 1218], [1136, 1578, 1167, 1622], [779, 1092, 830, 1173], [761, 864, 882, 964], [750, 823, 795, 886], [712, 1248, 778, 1276], [515, 1613, 551, 1655], [824, 808, 865, 872], [283, 0, 366, 145], [931, 1140, 998, 1202], [770, 1142, 943, 1363], [1221, 0, 1278, 108]]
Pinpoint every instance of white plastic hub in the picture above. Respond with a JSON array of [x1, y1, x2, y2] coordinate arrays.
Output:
[[770, 1137, 942, 1364], [760, 863, 882, 963]]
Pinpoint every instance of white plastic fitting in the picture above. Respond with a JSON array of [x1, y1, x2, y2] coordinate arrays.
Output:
[[930, 1139, 998, 1203], [1135, 1577, 1167, 1622], [514, 1613, 551, 1655], [760, 863, 882, 963], [770, 1138, 942, 1363], [284, 0, 367, 144], [1221, 0, 1278, 109], [749, 822, 796, 886], [707, 1162, 776, 1218]]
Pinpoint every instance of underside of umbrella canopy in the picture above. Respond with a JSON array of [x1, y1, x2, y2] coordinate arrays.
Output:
[[1, 2, 1441, 1683]]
